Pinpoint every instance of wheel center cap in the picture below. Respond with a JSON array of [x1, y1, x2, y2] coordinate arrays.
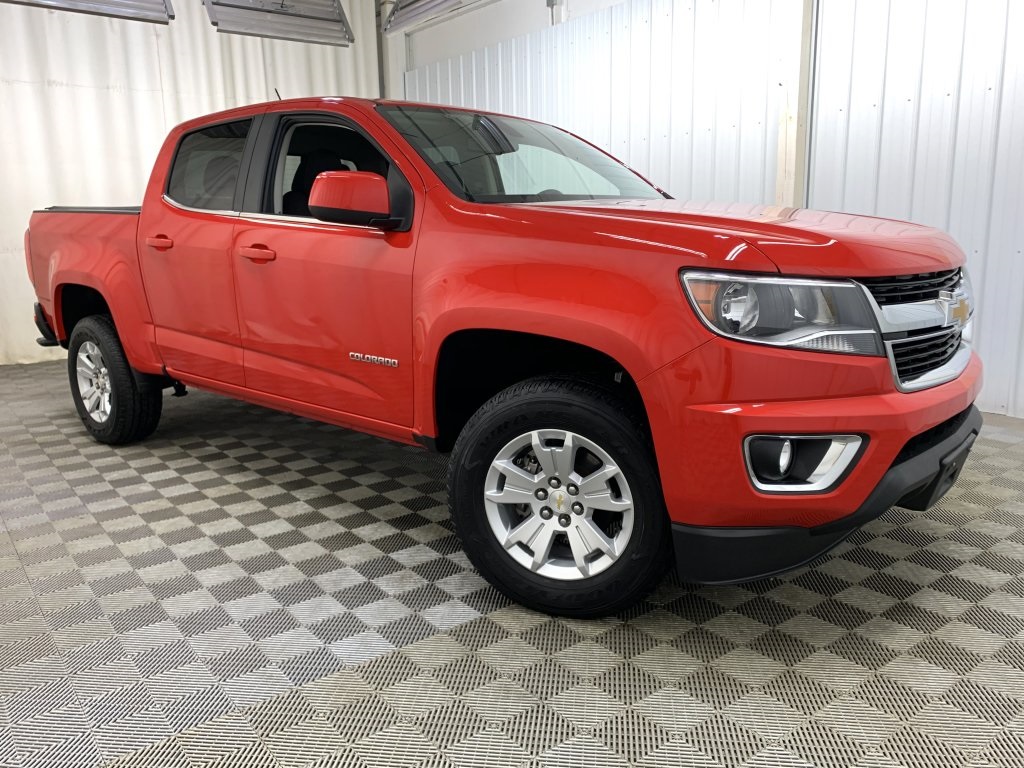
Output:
[[551, 490, 567, 513]]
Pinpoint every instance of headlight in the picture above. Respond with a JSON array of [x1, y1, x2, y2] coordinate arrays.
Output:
[[681, 271, 883, 356], [960, 267, 975, 342]]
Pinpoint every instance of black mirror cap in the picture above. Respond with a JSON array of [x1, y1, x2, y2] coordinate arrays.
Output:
[[308, 167, 412, 232], [308, 206, 402, 230]]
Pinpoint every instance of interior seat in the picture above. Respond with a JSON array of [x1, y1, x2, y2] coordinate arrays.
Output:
[[283, 150, 344, 217], [201, 155, 239, 210], [345, 142, 389, 178]]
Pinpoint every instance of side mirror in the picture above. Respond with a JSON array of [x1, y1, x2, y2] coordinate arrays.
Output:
[[308, 171, 398, 229]]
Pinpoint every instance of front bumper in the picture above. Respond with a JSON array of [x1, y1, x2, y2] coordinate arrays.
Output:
[[671, 404, 982, 583], [638, 336, 983, 583]]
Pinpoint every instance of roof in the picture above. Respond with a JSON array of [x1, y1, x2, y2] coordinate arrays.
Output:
[[194, 96, 520, 122]]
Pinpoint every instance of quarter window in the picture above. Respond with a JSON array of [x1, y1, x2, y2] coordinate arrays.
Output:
[[166, 120, 251, 211]]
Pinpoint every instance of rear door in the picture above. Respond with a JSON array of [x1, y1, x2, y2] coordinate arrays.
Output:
[[230, 109, 418, 427], [138, 118, 256, 386]]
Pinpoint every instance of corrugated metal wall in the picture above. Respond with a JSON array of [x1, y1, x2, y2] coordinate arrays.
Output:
[[0, 0, 378, 366], [809, 0, 1024, 416], [405, 0, 804, 204]]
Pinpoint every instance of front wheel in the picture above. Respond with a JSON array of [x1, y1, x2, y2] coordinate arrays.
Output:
[[68, 315, 162, 445], [448, 376, 672, 617]]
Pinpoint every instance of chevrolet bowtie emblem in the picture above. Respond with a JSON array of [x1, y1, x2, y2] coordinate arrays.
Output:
[[555, 492, 565, 511], [950, 297, 970, 326]]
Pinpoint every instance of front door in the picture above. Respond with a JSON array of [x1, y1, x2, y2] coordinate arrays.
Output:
[[138, 118, 252, 386], [231, 114, 416, 427]]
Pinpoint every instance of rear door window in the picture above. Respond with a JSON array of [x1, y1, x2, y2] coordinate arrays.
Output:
[[166, 119, 251, 211]]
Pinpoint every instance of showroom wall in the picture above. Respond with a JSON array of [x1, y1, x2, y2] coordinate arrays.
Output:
[[0, 0, 378, 366], [380, 0, 627, 97], [403, 0, 806, 205], [809, 0, 1023, 416]]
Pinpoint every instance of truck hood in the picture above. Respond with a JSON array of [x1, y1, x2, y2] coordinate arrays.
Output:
[[518, 199, 965, 277]]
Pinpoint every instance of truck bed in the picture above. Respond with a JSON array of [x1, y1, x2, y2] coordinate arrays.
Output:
[[27, 208, 146, 352]]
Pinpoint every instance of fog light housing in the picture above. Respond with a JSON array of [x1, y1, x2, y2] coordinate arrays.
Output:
[[747, 437, 794, 482], [744, 435, 864, 493]]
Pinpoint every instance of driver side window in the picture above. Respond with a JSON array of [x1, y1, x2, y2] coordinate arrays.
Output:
[[269, 122, 389, 217]]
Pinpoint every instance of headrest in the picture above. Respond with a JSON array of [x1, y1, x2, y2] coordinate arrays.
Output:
[[292, 150, 345, 196]]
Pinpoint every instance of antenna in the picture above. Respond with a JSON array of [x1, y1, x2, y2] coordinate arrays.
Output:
[[274, 88, 282, 101]]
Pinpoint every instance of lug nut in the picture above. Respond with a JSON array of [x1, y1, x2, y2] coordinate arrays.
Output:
[[548, 477, 561, 489], [535, 489, 548, 500], [558, 514, 571, 528], [539, 507, 553, 520], [572, 501, 584, 515], [566, 483, 579, 496]]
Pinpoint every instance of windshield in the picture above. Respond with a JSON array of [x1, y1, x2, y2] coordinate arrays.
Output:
[[378, 104, 666, 204]]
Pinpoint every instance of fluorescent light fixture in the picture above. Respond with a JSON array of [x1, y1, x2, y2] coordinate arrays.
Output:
[[383, 0, 463, 34], [204, 0, 355, 47], [4, 0, 174, 23]]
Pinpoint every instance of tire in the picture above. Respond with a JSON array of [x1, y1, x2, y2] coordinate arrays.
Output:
[[448, 376, 672, 617], [68, 315, 162, 445]]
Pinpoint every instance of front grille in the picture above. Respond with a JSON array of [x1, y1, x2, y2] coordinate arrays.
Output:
[[890, 326, 962, 384], [859, 268, 962, 305]]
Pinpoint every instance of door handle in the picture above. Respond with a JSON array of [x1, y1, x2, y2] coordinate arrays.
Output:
[[145, 235, 174, 250], [237, 245, 276, 263]]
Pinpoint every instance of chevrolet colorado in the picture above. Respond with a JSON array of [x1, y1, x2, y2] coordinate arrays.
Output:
[[25, 98, 983, 616]]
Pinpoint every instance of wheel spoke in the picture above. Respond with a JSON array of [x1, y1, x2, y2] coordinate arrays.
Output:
[[80, 385, 95, 400], [77, 359, 95, 376], [492, 458, 538, 486], [580, 490, 632, 513], [85, 390, 101, 412], [504, 515, 559, 572], [485, 484, 537, 506], [503, 514, 545, 549], [576, 518, 617, 558], [553, 432, 576, 478], [578, 464, 618, 494], [529, 525, 557, 571], [530, 432, 557, 477], [565, 526, 592, 578], [531, 430, 577, 480]]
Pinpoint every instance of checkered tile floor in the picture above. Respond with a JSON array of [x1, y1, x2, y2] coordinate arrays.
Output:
[[1, 361, 1023, 768]]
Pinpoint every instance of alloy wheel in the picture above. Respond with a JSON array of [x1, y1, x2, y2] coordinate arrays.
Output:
[[76, 341, 112, 423], [483, 429, 635, 580]]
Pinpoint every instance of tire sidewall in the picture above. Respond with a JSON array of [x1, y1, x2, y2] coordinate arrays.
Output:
[[451, 386, 669, 616]]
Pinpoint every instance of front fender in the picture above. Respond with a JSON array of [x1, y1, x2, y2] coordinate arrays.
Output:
[[413, 279, 706, 439]]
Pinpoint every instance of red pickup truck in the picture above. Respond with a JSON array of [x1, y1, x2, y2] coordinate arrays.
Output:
[[25, 98, 982, 616]]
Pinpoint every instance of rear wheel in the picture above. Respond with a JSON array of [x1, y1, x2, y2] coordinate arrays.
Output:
[[68, 315, 162, 444], [449, 376, 671, 617]]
